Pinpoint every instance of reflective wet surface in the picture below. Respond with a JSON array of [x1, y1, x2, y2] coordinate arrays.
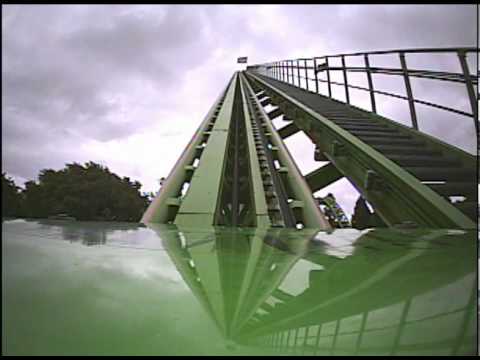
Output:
[[2, 219, 477, 355]]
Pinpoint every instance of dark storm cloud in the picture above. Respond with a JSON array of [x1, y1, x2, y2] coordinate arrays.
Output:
[[2, 5, 213, 140], [285, 5, 476, 54], [2, 5, 221, 180]]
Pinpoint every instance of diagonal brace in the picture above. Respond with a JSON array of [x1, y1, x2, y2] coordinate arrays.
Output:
[[305, 163, 344, 192]]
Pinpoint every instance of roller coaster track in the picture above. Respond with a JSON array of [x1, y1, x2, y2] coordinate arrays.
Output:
[[142, 47, 477, 229], [245, 47, 477, 229]]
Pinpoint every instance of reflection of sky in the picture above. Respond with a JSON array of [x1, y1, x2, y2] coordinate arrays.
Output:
[[2, 219, 186, 290], [311, 228, 371, 259], [278, 259, 325, 296]]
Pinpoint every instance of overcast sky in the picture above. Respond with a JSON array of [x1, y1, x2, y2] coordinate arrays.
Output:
[[2, 4, 477, 217]]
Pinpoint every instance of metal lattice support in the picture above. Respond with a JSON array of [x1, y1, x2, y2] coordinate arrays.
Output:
[[149, 224, 476, 354], [143, 47, 477, 229], [243, 66, 476, 229], [142, 73, 331, 230]]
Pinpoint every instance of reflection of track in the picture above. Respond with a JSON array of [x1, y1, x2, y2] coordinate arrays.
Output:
[[243, 71, 476, 229], [150, 224, 476, 355]]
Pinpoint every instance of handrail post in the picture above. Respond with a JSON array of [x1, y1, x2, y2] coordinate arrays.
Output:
[[399, 52, 419, 130], [297, 59, 301, 87], [326, 57, 332, 98], [364, 54, 377, 113], [341, 55, 350, 104], [287, 60, 291, 84], [293, 60, 296, 86], [457, 50, 478, 133], [285, 60, 288, 83], [287, 60, 290, 84], [281, 61, 285, 82], [304, 59, 309, 91], [313, 58, 319, 94]]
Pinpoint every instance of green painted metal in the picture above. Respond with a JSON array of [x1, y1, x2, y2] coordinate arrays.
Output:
[[305, 162, 343, 193], [141, 76, 234, 224], [143, 72, 330, 230], [244, 71, 475, 229], [174, 73, 239, 227], [144, 47, 475, 230], [240, 73, 331, 230], [239, 78, 272, 228]]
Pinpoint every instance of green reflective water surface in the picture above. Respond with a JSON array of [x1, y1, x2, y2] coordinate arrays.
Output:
[[2, 219, 477, 355]]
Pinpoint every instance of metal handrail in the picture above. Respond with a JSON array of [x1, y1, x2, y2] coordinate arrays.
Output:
[[247, 47, 478, 132]]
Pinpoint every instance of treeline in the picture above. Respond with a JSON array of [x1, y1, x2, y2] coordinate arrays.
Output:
[[2, 162, 154, 222]]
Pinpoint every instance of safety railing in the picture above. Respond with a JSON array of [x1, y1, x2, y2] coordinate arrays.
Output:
[[247, 47, 478, 133]]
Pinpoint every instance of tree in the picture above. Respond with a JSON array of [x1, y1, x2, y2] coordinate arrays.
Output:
[[21, 162, 150, 222], [2, 173, 23, 218]]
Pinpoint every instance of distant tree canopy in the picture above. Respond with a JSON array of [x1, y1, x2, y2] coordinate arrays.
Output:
[[2, 162, 151, 222]]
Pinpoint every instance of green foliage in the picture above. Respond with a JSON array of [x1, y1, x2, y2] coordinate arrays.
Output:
[[4, 162, 151, 222], [2, 173, 23, 217]]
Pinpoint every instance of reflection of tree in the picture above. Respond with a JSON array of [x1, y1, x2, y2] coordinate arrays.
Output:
[[38, 220, 140, 246], [61, 224, 82, 242], [82, 228, 107, 246], [150, 224, 476, 355]]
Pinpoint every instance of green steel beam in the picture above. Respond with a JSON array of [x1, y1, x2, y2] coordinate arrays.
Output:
[[174, 73, 239, 227], [240, 73, 332, 230], [305, 163, 344, 192], [141, 76, 234, 224], [143, 72, 331, 229], [239, 79, 272, 228], [278, 122, 300, 139], [245, 71, 475, 229]]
